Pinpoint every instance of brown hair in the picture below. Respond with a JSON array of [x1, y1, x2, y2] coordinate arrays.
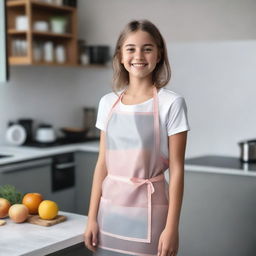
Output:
[[112, 19, 171, 94]]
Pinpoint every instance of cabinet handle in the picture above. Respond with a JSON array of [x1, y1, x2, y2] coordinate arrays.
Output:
[[0, 158, 52, 173], [55, 162, 76, 169]]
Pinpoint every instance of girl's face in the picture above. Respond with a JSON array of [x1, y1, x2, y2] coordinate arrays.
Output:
[[120, 30, 160, 82]]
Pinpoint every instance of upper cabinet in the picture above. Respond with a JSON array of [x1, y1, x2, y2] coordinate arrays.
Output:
[[6, 0, 78, 66]]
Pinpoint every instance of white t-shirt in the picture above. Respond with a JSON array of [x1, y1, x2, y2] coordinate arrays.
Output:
[[95, 87, 191, 158]]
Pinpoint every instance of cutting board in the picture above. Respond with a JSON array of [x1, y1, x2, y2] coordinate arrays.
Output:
[[27, 215, 67, 227]]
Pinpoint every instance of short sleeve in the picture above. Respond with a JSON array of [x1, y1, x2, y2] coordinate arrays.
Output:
[[167, 97, 191, 136], [95, 96, 108, 131]]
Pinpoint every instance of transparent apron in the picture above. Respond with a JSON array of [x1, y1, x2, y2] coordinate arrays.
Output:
[[95, 87, 169, 256]]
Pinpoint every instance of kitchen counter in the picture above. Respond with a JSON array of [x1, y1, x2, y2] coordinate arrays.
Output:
[[185, 155, 256, 176], [0, 141, 100, 165], [0, 211, 87, 256], [1, 143, 256, 177]]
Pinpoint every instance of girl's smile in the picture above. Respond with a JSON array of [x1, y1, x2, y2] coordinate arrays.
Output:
[[121, 30, 160, 81]]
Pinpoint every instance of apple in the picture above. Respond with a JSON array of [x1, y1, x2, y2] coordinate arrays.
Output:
[[0, 198, 11, 218], [9, 204, 29, 223]]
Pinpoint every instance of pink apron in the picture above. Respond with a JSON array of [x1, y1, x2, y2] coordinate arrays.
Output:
[[95, 86, 170, 256]]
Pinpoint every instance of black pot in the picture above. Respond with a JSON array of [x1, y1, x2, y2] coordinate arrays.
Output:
[[60, 127, 88, 141], [88, 46, 110, 64]]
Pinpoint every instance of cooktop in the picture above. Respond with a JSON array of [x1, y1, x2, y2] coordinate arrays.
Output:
[[23, 136, 99, 148]]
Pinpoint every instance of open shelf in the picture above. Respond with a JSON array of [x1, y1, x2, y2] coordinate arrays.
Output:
[[6, 0, 78, 66]]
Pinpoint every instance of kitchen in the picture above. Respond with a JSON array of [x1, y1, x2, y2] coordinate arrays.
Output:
[[1, 0, 256, 255]]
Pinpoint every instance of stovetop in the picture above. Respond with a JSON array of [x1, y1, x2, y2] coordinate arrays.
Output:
[[23, 136, 99, 148]]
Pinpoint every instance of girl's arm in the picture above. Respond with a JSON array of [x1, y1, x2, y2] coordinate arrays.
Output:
[[87, 130, 108, 222], [165, 131, 188, 231], [158, 131, 187, 256]]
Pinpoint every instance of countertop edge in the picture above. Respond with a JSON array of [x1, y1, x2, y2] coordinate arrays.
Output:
[[0, 141, 100, 165], [185, 164, 256, 177], [24, 235, 84, 256]]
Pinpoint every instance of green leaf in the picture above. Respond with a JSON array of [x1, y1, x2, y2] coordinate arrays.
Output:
[[0, 184, 23, 205]]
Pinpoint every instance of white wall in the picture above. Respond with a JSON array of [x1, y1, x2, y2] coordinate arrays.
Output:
[[1, 0, 256, 158], [168, 40, 256, 157]]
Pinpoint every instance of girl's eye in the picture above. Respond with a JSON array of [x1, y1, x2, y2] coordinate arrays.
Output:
[[144, 48, 152, 52], [127, 48, 135, 52]]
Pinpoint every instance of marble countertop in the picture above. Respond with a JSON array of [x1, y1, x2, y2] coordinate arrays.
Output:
[[0, 140, 100, 165], [185, 155, 256, 177], [0, 211, 87, 256]]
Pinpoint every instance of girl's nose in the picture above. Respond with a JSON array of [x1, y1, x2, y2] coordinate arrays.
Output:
[[134, 50, 144, 60]]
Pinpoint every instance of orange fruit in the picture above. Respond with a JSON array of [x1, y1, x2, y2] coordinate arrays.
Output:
[[22, 193, 43, 214], [38, 200, 58, 220]]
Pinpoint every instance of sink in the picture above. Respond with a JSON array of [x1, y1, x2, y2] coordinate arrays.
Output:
[[0, 154, 12, 159]]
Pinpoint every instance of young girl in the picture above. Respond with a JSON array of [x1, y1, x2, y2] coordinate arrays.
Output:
[[84, 19, 190, 256]]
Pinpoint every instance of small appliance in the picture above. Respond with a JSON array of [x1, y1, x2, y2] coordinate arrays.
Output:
[[35, 124, 56, 143]]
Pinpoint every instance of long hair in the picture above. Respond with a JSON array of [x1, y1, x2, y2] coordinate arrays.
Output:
[[112, 19, 171, 94]]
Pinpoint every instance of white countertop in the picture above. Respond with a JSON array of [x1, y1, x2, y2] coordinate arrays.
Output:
[[0, 211, 87, 256], [1, 143, 256, 177], [185, 155, 256, 177], [0, 141, 100, 165]]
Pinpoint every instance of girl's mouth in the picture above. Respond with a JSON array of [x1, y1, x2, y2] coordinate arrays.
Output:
[[131, 63, 147, 67]]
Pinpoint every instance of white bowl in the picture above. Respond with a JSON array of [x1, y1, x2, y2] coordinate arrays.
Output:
[[33, 21, 49, 32]]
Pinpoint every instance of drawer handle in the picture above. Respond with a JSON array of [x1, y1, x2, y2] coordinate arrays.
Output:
[[55, 163, 75, 169]]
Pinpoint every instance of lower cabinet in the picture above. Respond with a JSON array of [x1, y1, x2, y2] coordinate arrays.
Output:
[[0, 157, 75, 212], [0, 158, 52, 198], [178, 171, 256, 256], [74, 151, 98, 216], [48, 242, 92, 256]]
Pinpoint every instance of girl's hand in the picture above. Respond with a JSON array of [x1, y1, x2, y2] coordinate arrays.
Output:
[[157, 228, 179, 256], [84, 220, 99, 252]]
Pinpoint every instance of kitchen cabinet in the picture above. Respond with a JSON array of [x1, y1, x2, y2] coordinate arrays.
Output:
[[74, 151, 98, 215], [0, 157, 75, 212], [6, 0, 78, 66], [0, 158, 52, 197], [178, 170, 256, 256]]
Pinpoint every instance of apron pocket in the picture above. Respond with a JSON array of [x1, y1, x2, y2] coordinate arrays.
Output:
[[100, 197, 150, 242]]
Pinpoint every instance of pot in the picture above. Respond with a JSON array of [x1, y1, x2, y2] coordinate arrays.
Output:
[[35, 124, 56, 143], [60, 127, 88, 141], [238, 139, 256, 163]]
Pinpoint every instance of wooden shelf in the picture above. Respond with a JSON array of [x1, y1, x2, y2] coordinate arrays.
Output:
[[32, 31, 73, 38], [7, 0, 75, 12], [9, 56, 31, 65], [8, 29, 27, 35], [31, 61, 76, 66], [32, 0, 75, 12], [7, 0, 26, 8], [78, 64, 110, 69], [8, 30, 73, 38]]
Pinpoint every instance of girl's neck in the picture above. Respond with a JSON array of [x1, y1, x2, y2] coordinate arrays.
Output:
[[125, 79, 155, 97]]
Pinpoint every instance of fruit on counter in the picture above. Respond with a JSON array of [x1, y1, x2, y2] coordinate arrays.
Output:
[[0, 198, 11, 218], [0, 184, 23, 205], [0, 219, 6, 226], [38, 200, 59, 220], [9, 204, 29, 223], [22, 193, 43, 214]]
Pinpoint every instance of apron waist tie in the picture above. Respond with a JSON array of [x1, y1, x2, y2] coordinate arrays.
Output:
[[106, 173, 165, 243]]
